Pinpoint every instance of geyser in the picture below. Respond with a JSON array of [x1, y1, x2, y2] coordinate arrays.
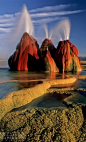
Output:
[[13, 4, 34, 36], [19, 4, 34, 35], [8, 7, 82, 73], [57, 19, 71, 40], [42, 19, 71, 45], [7, 4, 34, 56], [43, 24, 49, 39], [50, 19, 71, 42]]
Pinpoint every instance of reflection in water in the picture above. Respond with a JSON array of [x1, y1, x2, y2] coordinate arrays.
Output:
[[13, 92, 69, 111], [0, 68, 71, 82], [49, 72, 69, 80], [11, 71, 69, 81], [65, 71, 82, 76], [50, 72, 56, 79], [0, 68, 71, 100], [18, 81, 42, 90], [73, 79, 86, 89], [36, 92, 69, 108], [0, 81, 42, 100], [0, 68, 86, 101]]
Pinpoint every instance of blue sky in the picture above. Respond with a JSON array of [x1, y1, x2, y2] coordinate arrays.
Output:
[[0, 0, 86, 59]]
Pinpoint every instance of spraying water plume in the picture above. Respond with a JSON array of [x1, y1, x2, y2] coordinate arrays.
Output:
[[56, 19, 71, 40], [5, 4, 34, 58], [12, 4, 34, 36], [42, 18, 70, 45], [18, 4, 34, 35], [43, 24, 48, 39]]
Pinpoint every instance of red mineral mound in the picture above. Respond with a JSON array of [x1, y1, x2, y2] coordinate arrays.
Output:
[[55, 40, 82, 73], [39, 38, 56, 59], [8, 32, 39, 71], [45, 50, 59, 72], [40, 50, 59, 72]]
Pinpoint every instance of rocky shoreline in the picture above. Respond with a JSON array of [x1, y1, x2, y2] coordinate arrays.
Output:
[[0, 75, 86, 141], [0, 89, 86, 142], [0, 76, 77, 120]]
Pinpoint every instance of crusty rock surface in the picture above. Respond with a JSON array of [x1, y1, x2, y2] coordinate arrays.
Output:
[[0, 103, 85, 142], [40, 38, 56, 59], [39, 50, 59, 72], [55, 40, 82, 73], [8, 32, 39, 71]]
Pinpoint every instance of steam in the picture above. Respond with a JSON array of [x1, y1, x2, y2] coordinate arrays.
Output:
[[2, 5, 34, 59], [43, 18, 71, 42], [9, 5, 34, 46], [0, 4, 71, 59], [43, 24, 48, 38], [55, 19, 71, 40]]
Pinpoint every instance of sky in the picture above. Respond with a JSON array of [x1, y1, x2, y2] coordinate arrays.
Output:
[[0, 0, 86, 59]]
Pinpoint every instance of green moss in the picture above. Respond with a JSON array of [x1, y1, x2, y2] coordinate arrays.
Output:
[[44, 57, 50, 71], [66, 58, 78, 72], [67, 60, 73, 72]]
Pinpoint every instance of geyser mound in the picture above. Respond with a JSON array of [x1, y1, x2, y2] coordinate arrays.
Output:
[[40, 38, 56, 59], [8, 35, 82, 73], [8, 32, 39, 71], [55, 40, 82, 73], [39, 38, 59, 72]]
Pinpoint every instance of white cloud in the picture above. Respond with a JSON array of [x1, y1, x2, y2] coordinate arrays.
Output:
[[0, 5, 85, 34], [0, 18, 14, 23], [31, 10, 86, 18], [0, 23, 13, 27], [0, 14, 14, 20], [30, 4, 72, 13], [33, 17, 65, 24], [0, 28, 11, 33]]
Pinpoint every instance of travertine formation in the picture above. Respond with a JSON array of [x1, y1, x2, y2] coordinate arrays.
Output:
[[8, 33, 39, 71], [39, 50, 59, 72], [40, 38, 56, 59], [0, 77, 77, 120], [0, 89, 86, 142], [8, 33, 82, 73], [55, 40, 82, 73]]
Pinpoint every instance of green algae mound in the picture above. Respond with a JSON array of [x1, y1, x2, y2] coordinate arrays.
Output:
[[0, 103, 86, 142]]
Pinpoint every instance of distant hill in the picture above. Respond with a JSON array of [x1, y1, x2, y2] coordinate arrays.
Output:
[[79, 56, 86, 61]]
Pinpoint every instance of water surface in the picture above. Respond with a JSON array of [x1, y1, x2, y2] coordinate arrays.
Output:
[[0, 66, 86, 103]]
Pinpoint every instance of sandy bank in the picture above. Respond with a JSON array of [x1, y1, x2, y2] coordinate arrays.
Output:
[[0, 77, 77, 120], [0, 78, 86, 141], [0, 101, 86, 142]]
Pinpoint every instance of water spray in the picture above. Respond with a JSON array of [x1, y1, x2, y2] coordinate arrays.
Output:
[[42, 18, 70, 43], [43, 24, 48, 39]]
